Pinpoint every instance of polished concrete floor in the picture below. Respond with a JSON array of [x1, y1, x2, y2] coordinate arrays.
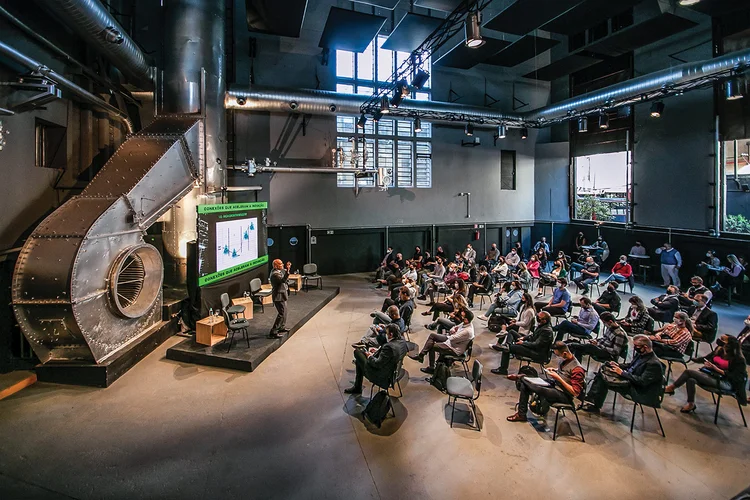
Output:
[[1, 274, 749, 500]]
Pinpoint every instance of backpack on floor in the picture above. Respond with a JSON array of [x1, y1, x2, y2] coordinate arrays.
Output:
[[430, 360, 451, 393], [529, 393, 551, 417], [363, 390, 392, 428], [487, 314, 504, 333]]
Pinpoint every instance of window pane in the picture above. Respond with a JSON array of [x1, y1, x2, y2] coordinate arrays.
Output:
[[397, 120, 413, 137], [358, 40, 374, 81], [357, 86, 374, 96], [574, 151, 629, 222], [377, 139, 395, 188], [337, 116, 355, 134], [396, 51, 409, 75], [358, 138, 376, 187], [500, 150, 516, 190], [363, 115, 375, 135], [416, 141, 431, 188], [336, 50, 354, 78], [414, 91, 430, 101], [336, 137, 355, 187], [397, 141, 413, 188], [416, 120, 431, 138], [336, 83, 355, 94], [377, 118, 394, 136], [377, 36, 394, 82]]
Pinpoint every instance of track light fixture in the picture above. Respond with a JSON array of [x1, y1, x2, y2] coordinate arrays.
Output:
[[465, 122, 474, 136], [578, 117, 588, 133], [357, 113, 367, 129], [650, 101, 665, 118], [380, 95, 391, 114], [598, 112, 609, 130], [678, 0, 701, 6], [411, 69, 430, 90], [725, 77, 745, 101], [398, 79, 410, 98], [414, 117, 422, 133], [521, 127, 528, 140], [464, 11, 485, 49], [497, 124, 507, 139]]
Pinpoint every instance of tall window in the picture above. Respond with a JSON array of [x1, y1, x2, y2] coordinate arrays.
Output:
[[573, 151, 631, 223], [335, 35, 432, 188], [723, 138, 750, 234]]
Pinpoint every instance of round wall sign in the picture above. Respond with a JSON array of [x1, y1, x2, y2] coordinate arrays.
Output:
[[289, 237, 299, 246], [267, 238, 274, 247]]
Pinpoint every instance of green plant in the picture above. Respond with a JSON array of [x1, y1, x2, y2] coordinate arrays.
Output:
[[725, 213, 750, 234], [575, 196, 614, 221]]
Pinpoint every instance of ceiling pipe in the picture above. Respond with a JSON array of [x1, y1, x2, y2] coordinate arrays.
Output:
[[34, 0, 154, 89], [228, 163, 377, 175], [0, 39, 133, 133]]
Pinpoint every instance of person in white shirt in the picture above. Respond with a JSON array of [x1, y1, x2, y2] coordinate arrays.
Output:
[[505, 248, 521, 269], [463, 244, 477, 265], [629, 241, 646, 256], [492, 257, 509, 282], [408, 308, 475, 374], [656, 242, 682, 287]]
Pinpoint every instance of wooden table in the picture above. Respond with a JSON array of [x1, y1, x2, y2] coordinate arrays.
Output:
[[260, 284, 274, 305], [196, 316, 227, 346], [288, 274, 302, 293], [231, 297, 254, 320]]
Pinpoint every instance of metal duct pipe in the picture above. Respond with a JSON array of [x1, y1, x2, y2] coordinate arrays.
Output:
[[226, 86, 523, 126], [34, 0, 153, 88], [0, 40, 133, 133], [524, 47, 750, 124]]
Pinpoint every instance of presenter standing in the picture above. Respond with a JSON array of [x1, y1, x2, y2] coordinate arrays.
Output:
[[269, 259, 292, 339]]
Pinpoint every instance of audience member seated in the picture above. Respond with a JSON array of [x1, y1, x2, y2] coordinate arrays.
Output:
[[573, 256, 600, 296], [412, 246, 423, 269], [418, 257, 445, 299], [422, 251, 436, 273], [534, 278, 571, 317], [629, 241, 646, 256], [536, 247, 549, 273], [422, 279, 467, 321], [478, 281, 523, 321], [462, 244, 477, 267], [409, 309, 475, 374], [590, 236, 610, 263], [453, 252, 465, 271], [381, 286, 415, 325], [555, 250, 571, 270], [690, 293, 717, 343], [679, 276, 712, 311], [696, 250, 721, 281], [467, 266, 493, 308], [490, 311, 554, 376], [514, 241, 525, 261], [712, 253, 745, 296], [533, 237, 550, 255], [619, 296, 653, 335], [570, 249, 590, 275], [430, 304, 469, 335], [402, 260, 418, 284], [568, 312, 627, 363], [601, 255, 633, 286], [593, 282, 621, 316], [344, 324, 408, 394], [554, 296, 599, 342], [527, 255, 541, 279], [375, 246, 395, 281], [665, 334, 747, 413], [575, 232, 587, 253], [648, 285, 680, 323], [581, 335, 664, 413], [505, 247, 521, 270], [357, 305, 405, 348], [435, 246, 446, 261], [512, 262, 532, 291], [739, 316, 750, 362], [491, 257, 510, 283], [649, 311, 693, 359], [535, 259, 567, 298], [488, 293, 536, 348], [506, 341, 586, 422], [485, 243, 500, 269]]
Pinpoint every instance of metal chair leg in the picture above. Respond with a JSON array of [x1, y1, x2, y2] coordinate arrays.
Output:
[[470, 399, 481, 431], [553, 408, 560, 441], [714, 395, 722, 425], [574, 410, 585, 442], [226, 330, 236, 353], [630, 402, 637, 433], [737, 398, 747, 427], [612, 392, 617, 412], [654, 408, 666, 437], [244, 327, 250, 348], [450, 397, 456, 428], [665, 362, 673, 384]]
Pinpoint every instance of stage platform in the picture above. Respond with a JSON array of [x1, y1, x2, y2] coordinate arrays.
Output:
[[166, 286, 340, 372]]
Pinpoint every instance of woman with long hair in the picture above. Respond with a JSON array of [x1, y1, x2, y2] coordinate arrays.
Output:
[[527, 254, 541, 279], [618, 295, 652, 335], [421, 278, 466, 322], [489, 292, 536, 350], [535, 259, 567, 297], [513, 261, 532, 291], [666, 334, 747, 413], [715, 253, 745, 291], [650, 311, 693, 358]]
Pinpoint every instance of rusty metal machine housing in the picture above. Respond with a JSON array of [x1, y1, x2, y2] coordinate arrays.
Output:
[[12, 116, 201, 364]]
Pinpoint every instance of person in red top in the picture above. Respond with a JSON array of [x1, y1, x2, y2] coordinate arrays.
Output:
[[527, 254, 541, 278], [507, 341, 586, 422], [601, 255, 633, 286]]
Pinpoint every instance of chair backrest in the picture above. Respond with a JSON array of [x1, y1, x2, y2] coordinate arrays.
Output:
[[303, 263, 317, 275], [220, 293, 231, 309], [685, 339, 695, 358], [221, 307, 232, 326], [471, 360, 483, 396], [250, 278, 262, 294], [465, 338, 474, 360]]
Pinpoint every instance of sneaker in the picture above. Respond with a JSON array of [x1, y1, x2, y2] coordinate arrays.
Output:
[[417, 295, 427, 301], [478, 316, 488, 321], [582, 403, 600, 413], [490, 368, 508, 375]]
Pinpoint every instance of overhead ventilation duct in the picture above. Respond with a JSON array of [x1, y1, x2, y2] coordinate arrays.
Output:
[[34, 0, 154, 88], [12, 117, 201, 364]]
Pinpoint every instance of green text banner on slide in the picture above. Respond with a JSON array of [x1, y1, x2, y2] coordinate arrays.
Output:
[[197, 202, 269, 286]]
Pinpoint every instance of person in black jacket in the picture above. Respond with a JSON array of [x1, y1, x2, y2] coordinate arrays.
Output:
[[648, 285, 680, 323], [582, 335, 665, 412], [269, 259, 292, 338], [490, 311, 554, 376], [467, 265, 493, 308], [665, 334, 747, 413], [345, 324, 409, 394], [593, 282, 622, 316], [690, 293, 718, 344]]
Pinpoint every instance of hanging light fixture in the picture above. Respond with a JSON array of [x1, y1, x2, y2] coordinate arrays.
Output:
[[414, 116, 423, 133], [380, 95, 391, 114], [598, 112, 609, 130], [464, 10, 485, 49], [357, 113, 367, 129], [678, 0, 701, 6], [725, 77, 745, 101], [577, 117, 588, 133], [521, 127, 528, 139], [497, 124, 507, 139], [650, 101, 665, 117], [411, 69, 430, 90], [465, 122, 474, 136]]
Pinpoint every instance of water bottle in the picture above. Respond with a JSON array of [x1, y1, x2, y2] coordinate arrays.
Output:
[[208, 308, 213, 319]]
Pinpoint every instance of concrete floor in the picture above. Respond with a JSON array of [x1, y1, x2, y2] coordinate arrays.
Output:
[[1, 274, 749, 500]]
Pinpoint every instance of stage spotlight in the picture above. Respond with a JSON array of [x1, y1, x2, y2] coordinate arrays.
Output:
[[465, 122, 474, 136], [357, 113, 367, 129], [414, 117, 422, 133], [497, 124, 507, 139], [464, 11, 485, 48], [650, 101, 665, 118], [598, 112, 609, 130], [678, 0, 701, 6], [577, 117, 588, 133], [725, 77, 745, 101], [380, 95, 391, 114], [373, 111, 383, 123], [411, 69, 430, 90], [521, 127, 528, 139]]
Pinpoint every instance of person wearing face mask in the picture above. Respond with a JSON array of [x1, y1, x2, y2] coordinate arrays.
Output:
[[629, 241, 646, 257], [647, 285, 680, 323], [573, 256, 600, 296], [649, 311, 694, 359], [581, 335, 665, 413], [665, 334, 747, 413], [478, 281, 523, 321], [467, 266, 493, 308], [490, 311, 554, 376], [601, 255, 633, 286], [553, 296, 599, 342], [485, 243, 500, 270], [568, 312, 627, 363], [591, 235, 610, 262], [690, 294, 718, 344], [593, 282, 622, 316], [679, 276, 712, 312], [655, 242, 682, 288], [696, 250, 721, 282], [534, 278, 571, 316], [738, 316, 750, 363], [408, 308, 475, 375], [489, 293, 536, 350], [575, 232, 587, 253], [504, 247, 520, 270]]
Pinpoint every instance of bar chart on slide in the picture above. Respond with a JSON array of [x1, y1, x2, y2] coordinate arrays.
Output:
[[216, 217, 259, 272]]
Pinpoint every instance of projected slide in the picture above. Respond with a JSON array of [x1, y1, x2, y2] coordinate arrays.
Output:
[[216, 217, 259, 272]]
